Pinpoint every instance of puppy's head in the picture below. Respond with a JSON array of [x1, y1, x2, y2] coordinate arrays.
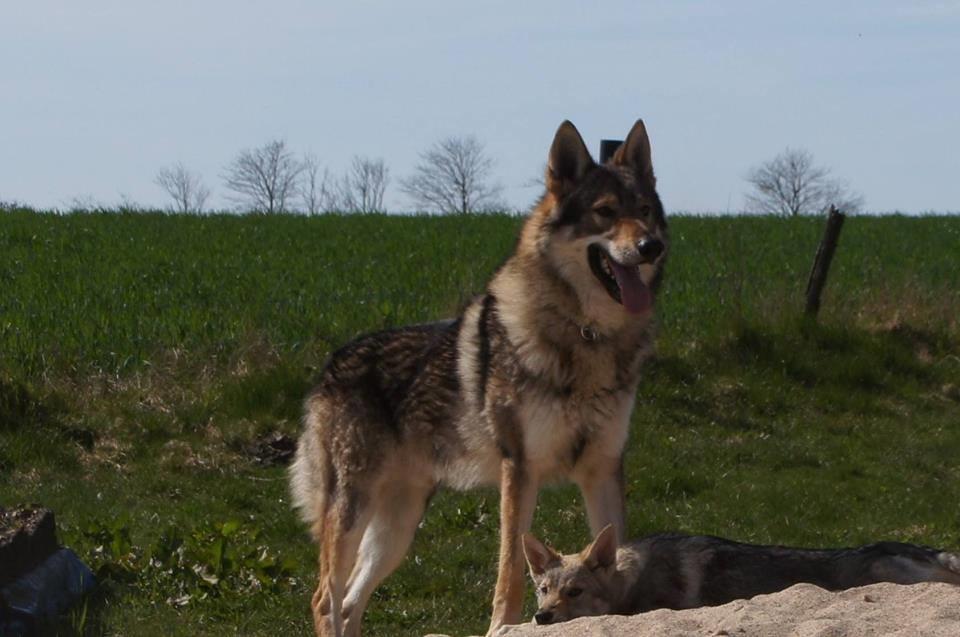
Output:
[[522, 525, 619, 625], [536, 120, 668, 322]]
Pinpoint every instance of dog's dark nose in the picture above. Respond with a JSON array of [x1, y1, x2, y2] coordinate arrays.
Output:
[[636, 237, 664, 262], [534, 611, 554, 625]]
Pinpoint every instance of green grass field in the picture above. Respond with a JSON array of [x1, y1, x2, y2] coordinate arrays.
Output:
[[2, 207, 959, 636]]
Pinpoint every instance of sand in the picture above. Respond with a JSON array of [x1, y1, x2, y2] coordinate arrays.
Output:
[[426, 582, 960, 637]]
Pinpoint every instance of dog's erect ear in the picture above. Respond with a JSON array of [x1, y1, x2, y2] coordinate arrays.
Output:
[[581, 524, 618, 570], [546, 120, 595, 197], [523, 533, 562, 577], [612, 119, 655, 187]]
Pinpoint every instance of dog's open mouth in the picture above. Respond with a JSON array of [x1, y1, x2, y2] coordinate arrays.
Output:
[[588, 244, 652, 315]]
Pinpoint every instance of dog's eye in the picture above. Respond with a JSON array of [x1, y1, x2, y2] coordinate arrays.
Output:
[[593, 206, 615, 218], [566, 587, 583, 598], [539, 585, 549, 595]]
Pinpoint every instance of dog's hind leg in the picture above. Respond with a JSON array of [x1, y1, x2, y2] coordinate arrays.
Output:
[[935, 551, 960, 583], [858, 543, 960, 587], [311, 514, 335, 636], [312, 488, 372, 637], [341, 475, 434, 637], [883, 550, 960, 585]]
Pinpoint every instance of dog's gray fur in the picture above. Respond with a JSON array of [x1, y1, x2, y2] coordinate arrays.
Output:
[[524, 525, 960, 624]]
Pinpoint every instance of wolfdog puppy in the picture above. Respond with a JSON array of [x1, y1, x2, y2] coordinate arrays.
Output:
[[290, 119, 668, 636], [523, 524, 960, 624]]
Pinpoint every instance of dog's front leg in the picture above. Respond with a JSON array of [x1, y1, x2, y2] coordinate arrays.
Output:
[[487, 456, 538, 636], [577, 455, 626, 543]]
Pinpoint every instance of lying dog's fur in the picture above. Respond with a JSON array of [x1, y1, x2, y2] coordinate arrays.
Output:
[[523, 525, 960, 624]]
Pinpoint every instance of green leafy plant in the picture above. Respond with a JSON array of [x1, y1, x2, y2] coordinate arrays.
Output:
[[82, 518, 296, 606]]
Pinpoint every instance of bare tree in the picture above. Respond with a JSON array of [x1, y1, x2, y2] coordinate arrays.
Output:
[[300, 155, 389, 213], [745, 148, 864, 216], [223, 140, 304, 213], [401, 136, 504, 214], [338, 156, 389, 213], [301, 154, 338, 214], [818, 179, 866, 216], [154, 162, 211, 213]]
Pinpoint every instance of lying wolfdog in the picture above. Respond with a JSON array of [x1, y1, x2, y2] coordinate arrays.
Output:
[[289, 119, 668, 636], [523, 525, 960, 624]]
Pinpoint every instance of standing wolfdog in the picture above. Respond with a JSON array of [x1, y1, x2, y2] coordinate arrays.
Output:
[[523, 525, 960, 624], [289, 119, 668, 636]]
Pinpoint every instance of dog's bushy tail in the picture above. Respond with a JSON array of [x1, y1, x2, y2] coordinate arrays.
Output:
[[289, 401, 331, 533]]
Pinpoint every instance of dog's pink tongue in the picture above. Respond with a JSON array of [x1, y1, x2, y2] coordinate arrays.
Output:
[[609, 260, 651, 314]]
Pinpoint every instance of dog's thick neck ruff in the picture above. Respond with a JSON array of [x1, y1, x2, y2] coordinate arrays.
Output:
[[486, 212, 656, 395]]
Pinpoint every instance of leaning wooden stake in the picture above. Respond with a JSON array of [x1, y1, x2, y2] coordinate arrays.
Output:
[[805, 206, 846, 317]]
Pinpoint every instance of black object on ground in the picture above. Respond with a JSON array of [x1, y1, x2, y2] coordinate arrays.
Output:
[[0, 506, 96, 635], [0, 506, 58, 588]]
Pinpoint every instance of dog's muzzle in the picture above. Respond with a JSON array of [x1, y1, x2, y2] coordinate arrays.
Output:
[[534, 610, 554, 625]]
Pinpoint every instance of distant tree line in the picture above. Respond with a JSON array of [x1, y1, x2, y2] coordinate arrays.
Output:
[[154, 135, 503, 215], [150, 136, 863, 217]]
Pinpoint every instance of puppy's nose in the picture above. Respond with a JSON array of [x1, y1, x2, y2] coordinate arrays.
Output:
[[636, 236, 664, 262], [534, 611, 554, 625]]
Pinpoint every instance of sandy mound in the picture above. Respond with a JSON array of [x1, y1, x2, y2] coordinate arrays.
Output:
[[426, 582, 960, 637]]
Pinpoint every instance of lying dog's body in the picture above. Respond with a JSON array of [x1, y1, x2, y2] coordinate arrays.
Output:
[[290, 120, 669, 637], [523, 525, 960, 624]]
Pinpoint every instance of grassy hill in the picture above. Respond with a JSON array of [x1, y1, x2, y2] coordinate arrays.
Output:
[[2, 208, 959, 636]]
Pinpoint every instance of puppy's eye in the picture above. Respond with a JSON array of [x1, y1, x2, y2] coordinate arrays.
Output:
[[539, 585, 548, 595], [566, 587, 583, 598], [593, 206, 615, 218]]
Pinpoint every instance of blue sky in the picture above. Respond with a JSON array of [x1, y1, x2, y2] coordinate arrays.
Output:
[[2, 1, 958, 213]]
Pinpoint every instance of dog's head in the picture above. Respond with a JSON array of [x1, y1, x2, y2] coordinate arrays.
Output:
[[534, 120, 668, 326], [522, 525, 619, 625]]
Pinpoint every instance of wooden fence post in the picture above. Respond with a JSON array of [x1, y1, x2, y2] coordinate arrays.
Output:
[[804, 206, 846, 318], [600, 139, 622, 163]]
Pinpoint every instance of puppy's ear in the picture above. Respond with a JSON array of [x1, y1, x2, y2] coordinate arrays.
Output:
[[612, 119, 655, 187], [523, 533, 562, 577], [546, 120, 595, 198], [581, 524, 618, 570]]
